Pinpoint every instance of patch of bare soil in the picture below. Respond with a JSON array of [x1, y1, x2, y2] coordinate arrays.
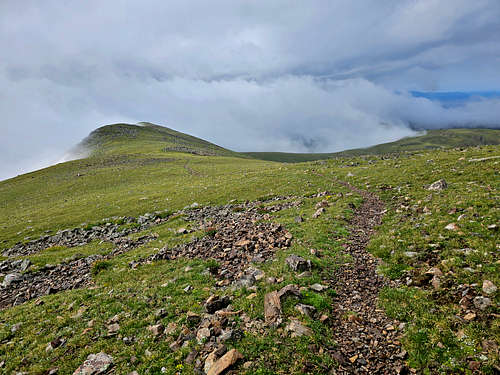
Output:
[[327, 181, 408, 374]]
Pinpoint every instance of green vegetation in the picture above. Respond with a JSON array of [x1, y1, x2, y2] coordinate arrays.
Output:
[[24, 240, 115, 270], [0, 123, 498, 374], [243, 152, 334, 163], [81, 122, 239, 157], [245, 128, 500, 162]]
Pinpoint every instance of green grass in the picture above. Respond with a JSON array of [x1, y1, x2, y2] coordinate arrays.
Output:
[[245, 128, 500, 162], [80, 122, 240, 158], [21, 240, 115, 269], [0, 123, 498, 374], [0, 183, 357, 374], [334, 146, 500, 374]]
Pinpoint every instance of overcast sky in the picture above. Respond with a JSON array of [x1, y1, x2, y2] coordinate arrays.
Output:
[[1, 0, 500, 180]]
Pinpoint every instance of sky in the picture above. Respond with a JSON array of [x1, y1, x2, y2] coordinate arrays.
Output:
[[1, 0, 500, 180]]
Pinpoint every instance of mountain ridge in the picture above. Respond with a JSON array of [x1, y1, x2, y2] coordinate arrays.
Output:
[[244, 128, 500, 162], [76, 122, 500, 163], [78, 122, 238, 158], [0, 122, 498, 374]]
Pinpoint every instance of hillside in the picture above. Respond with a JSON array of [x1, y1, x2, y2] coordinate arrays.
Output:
[[245, 128, 500, 162], [79, 122, 238, 157], [0, 125, 498, 374]]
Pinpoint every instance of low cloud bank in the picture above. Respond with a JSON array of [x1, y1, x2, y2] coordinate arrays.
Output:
[[1, 75, 499, 181], [2, 1, 500, 180]]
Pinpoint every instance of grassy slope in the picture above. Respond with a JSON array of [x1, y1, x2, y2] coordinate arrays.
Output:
[[80, 122, 240, 157], [0, 124, 499, 374], [245, 128, 500, 162]]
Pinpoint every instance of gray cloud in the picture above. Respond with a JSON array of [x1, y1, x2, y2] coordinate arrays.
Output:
[[1, 0, 500, 180]]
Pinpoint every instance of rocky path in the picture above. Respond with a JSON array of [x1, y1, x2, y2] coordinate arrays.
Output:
[[327, 181, 407, 374]]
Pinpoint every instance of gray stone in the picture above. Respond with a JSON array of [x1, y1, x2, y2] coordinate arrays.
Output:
[[297, 271, 312, 278], [312, 207, 325, 218], [2, 273, 22, 287], [428, 179, 448, 191], [107, 323, 120, 335], [285, 319, 312, 337], [204, 345, 227, 374], [73, 352, 113, 375], [147, 324, 164, 337], [482, 280, 497, 295], [197, 327, 211, 343], [20, 259, 31, 272], [11, 323, 22, 333], [186, 311, 201, 325], [264, 291, 282, 328], [285, 255, 310, 272], [247, 267, 265, 281], [473, 296, 492, 310], [277, 284, 301, 298], [206, 349, 243, 375], [310, 283, 327, 292], [219, 329, 233, 342], [233, 274, 256, 288], [295, 304, 316, 317]]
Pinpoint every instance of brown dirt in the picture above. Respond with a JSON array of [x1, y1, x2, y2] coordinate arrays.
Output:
[[327, 181, 408, 374]]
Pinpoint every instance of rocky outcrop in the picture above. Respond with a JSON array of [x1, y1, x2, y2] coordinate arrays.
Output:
[[2, 211, 171, 257]]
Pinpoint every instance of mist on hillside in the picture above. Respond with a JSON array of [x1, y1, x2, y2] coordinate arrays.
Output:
[[1, 1, 500, 180], [1, 78, 500, 181]]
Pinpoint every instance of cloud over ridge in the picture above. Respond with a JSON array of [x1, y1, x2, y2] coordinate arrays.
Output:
[[1, 0, 500, 179]]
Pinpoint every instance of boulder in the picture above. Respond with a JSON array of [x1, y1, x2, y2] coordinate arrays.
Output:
[[206, 349, 243, 375], [285, 255, 310, 272], [473, 296, 492, 310], [285, 319, 312, 337], [264, 291, 282, 328], [295, 304, 316, 317], [73, 352, 113, 375], [204, 295, 231, 314], [147, 324, 163, 337], [2, 273, 22, 287], [482, 280, 497, 295], [428, 179, 447, 191]]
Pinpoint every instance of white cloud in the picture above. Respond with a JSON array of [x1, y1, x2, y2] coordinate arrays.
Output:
[[1, 0, 500, 180]]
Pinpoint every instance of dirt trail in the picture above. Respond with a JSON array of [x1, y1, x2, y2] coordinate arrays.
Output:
[[327, 181, 407, 374], [183, 160, 201, 176]]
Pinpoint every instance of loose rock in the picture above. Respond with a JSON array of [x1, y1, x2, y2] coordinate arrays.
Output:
[[147, 324, 163, 337], [264, 291, 282, 328], [310, 283, 327, 292], [482, 280, 497, 295], [204, 295, 231, 314], [285, 319, 312, 337], [206, 349, 243, 375], [473, 296, 492, 310], [285, 255, 310, 272], [73, 352, 113, 375], [428, 179, 448, 191], [295, 304, 316, 317]]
